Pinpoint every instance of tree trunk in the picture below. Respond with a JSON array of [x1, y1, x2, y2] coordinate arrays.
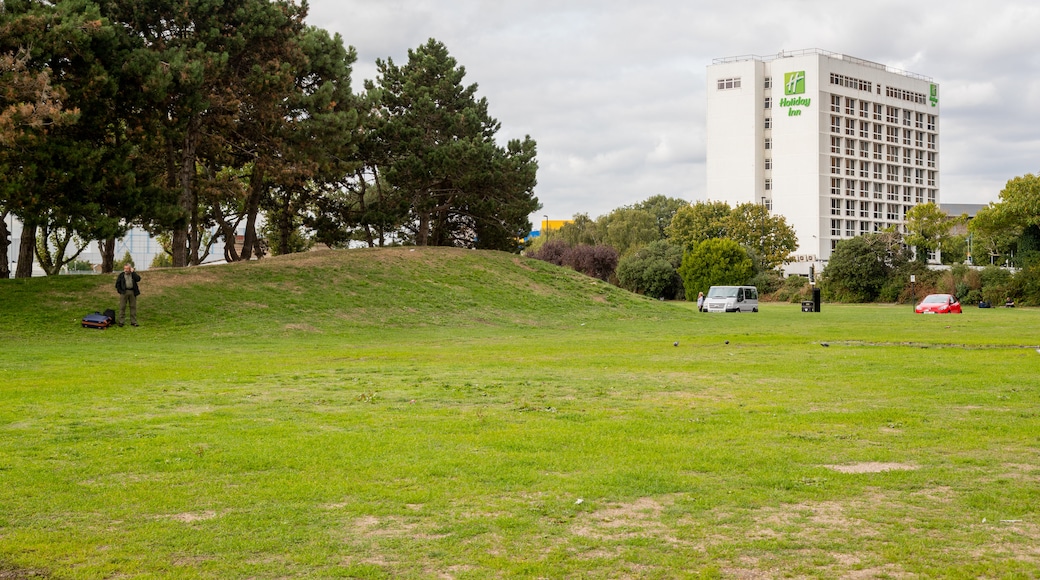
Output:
[[15, 222, 36, 278], [99, 236, 116, 273], [0, 213, 9, 279], [173, 120, 201, 268], [240, 162, 265, 261]]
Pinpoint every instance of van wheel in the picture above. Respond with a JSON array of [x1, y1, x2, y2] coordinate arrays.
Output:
[[753, 307, 758, 312]]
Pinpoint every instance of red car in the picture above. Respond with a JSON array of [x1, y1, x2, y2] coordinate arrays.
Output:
[[915, 293, 962, 314]]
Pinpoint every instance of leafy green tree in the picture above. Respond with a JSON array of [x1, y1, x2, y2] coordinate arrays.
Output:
[[374, 39, 539, 251], [727, 203, 798, 269], [597, 207, 659, 257], [969, 203, 1018, 265], [555, 213, 599, 246], [905, 202, 957, 263], [666, 200, 731, 251], [821, 231, 912, 302], [678, 238, 753, 300], [616, 239, 684, 299], [629, 195, 689, 239]]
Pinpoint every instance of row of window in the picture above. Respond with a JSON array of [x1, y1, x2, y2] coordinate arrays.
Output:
[[830, 219, 908, 238], [828, 178, 937, 202], [828, 158, 937, 184], [829, 138, 938, 167], [828, 118, 937, 150], [717, 77, 741, 90], [829, 97, 936, 129], [830, 199, 929, 219], [829, 72, 873, 93], [886, 85, 929, 105]]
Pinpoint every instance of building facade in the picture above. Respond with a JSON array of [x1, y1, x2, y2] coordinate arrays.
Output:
[[706, 49, 940, 275]]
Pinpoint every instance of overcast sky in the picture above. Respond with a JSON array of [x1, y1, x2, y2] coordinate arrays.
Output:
[[306, 0, 1040, 223]]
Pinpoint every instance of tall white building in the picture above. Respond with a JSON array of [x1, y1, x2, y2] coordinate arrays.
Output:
[[706, 49, 940, 275]]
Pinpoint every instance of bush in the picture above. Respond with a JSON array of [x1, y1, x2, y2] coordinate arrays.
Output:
[[615, 240, 684, 299], [774, 275, 811, 303], [563, 244, 618, 282]]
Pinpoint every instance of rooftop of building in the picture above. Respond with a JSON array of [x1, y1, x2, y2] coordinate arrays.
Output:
[[711, 48, 933, 83]]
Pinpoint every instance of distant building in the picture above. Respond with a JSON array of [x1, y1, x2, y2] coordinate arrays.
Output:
[[707, 49, 941, 275]]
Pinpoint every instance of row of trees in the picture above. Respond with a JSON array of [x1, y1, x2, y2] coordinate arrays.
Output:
[[0, 0, 539, 278], [529, 196, 799, 300]]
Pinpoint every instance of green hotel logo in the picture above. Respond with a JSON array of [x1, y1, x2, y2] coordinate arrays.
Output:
[[930, 84, 939, 107], [784, 71, 806, 95]]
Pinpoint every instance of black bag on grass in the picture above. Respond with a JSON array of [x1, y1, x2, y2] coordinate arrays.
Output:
[[82, 311, 113, 329]]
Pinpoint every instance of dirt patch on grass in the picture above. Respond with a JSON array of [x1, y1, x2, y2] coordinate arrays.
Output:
[[162, 511, 219, 523], [825, 462, 919, 473]]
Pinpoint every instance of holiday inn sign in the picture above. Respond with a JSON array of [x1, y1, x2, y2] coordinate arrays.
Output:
[[780, 70, 810, 116]]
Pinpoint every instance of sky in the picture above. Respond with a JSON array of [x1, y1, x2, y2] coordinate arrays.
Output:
[[305, 0, 1040, 224]]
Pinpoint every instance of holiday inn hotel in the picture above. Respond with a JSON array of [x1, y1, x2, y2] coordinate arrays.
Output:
[[706, 49, 940, 274]]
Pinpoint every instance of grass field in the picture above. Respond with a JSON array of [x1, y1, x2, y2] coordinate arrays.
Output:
[[1, 247, 1039, 578]]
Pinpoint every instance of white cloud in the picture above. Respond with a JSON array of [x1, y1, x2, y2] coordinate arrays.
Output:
[[307, 0, 1040, 220]]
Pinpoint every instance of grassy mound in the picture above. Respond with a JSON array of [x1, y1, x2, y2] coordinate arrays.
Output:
[[0, 247, 673, 336]]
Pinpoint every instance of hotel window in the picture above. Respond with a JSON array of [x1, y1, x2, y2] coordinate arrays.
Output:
[[765, 138, 772, 150], [859, 160, 870, 177], [831, 198, 842, 216], [873, 203, 883, 219], [860, 101, 870, 118], [765, 178, 772, 191], [846, 118, 856, 136], [928, 189, 936, 202], [860, 201, 870, 217], [915, 188, 924, 203], [873, 123, 883, 141], [873, 143, 883, 160], [873, 103, 883, 120], [915, 150, 924, 166], [927, 115, 936, 131], [846, 220, 856, 237], [927, 152, 936, 167], [830, 136, 841, 153], [765, 158, 772, 170], [887, 184, 899, 200], [860, 180, 871, 197], [915, 112, 924, 128], [886, 145, 899, 162], [846, 178, 857, 195], [764, 116, 772, 129], [914, 168, 924, 184], [764, 97, 771, 109], [831, 219, 842, 236], [860, 220, 870, 234], [927, 134, 936, 150], [887, 204, 899, 221], [831, 115, 841, 134], [831, 157, 842, 175], [860, 121, 870, 139], [846, 159, 856, 176], [915, 131, 924, 148], [903, 149, 911, 165], [717, 77, 741, 90], [903, 128, 912, 145], [886, 106, 898, 123], [873, 163, 883, 180], [831, 177, 842, 196], [886, 126, 899, 143], [928, 170, 936, 186], [764, 76, 772, 89], [831, 95, 842, 112], [903, 110, 912, 127], [845, 139, 856, 156], [903, 186, 911, 202], [845, 97, 856, 116], [903, 166, 912, 183]]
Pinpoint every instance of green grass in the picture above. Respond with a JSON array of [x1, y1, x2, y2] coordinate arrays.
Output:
[[1, 247, 1039, 578]]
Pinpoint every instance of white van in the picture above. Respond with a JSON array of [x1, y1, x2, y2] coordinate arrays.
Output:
[[704, 285, 759, 313]]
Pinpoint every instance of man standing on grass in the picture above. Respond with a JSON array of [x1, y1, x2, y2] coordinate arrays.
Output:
[[115, 264, 141, 327]]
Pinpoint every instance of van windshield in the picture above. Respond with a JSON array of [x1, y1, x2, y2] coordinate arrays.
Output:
[[707, 287, 739, 298]]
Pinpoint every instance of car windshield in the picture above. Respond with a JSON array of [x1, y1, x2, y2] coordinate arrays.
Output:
[[923, 295, 949, 304], [708, 287, 738, 298]]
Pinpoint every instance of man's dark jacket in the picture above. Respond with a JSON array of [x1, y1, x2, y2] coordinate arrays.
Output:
[[115, 271, 142, 297]]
